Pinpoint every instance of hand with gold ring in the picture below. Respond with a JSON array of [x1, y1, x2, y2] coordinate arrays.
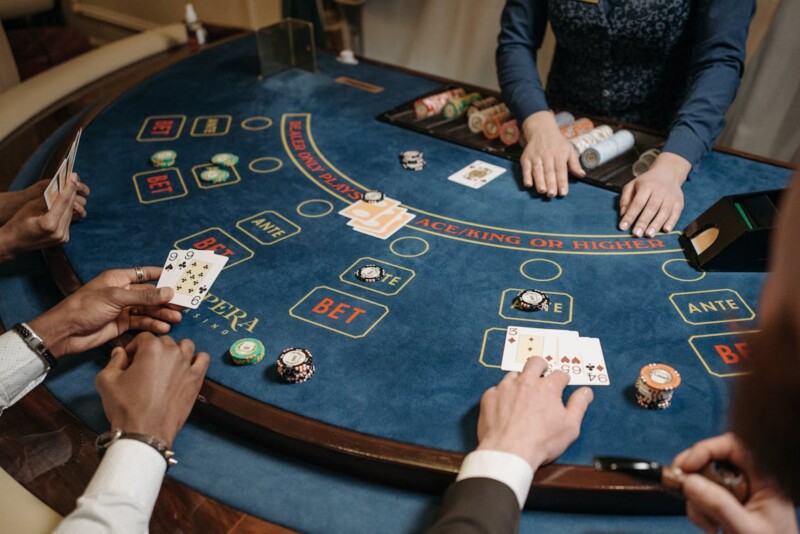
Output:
[[520, 110, 585, 198], [27, 266, 182, 358]]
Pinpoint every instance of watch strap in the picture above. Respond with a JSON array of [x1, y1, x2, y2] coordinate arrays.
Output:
[[12, 322, 57, 370], [96, 429, 177, 469]]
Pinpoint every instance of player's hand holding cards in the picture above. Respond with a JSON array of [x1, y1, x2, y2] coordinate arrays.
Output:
[[501, 326, 610, 386], [157, 249, 228, 309], [44, 128, 84, 210]]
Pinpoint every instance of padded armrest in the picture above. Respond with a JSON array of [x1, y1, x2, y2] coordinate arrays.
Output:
[[0, 23, 187, 143], [0, 23, 21, 93], [0, 0, 55, 20]]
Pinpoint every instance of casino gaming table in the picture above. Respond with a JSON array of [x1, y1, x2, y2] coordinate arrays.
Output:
[[2, 33, 795, 532]]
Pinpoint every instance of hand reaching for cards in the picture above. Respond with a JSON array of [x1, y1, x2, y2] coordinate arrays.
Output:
[[476, 356, 594, 470], [520, 111, 585, 198], [0, 175, 90, 262], [673, 433, 799, 534], [96, 333, 209, 447], [28, 266, 182, 358]]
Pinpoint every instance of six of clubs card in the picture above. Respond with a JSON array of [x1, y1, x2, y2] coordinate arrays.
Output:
[[157, 249, 228, 309]]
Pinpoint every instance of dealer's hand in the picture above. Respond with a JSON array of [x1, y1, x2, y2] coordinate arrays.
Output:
[[27, 266, 182, 358], [673, 433, 799, 534], [476, 356, 593, 470], [96, 333, 209, 447], [520, 111, 585, 198], [619, 152, 690, 238]]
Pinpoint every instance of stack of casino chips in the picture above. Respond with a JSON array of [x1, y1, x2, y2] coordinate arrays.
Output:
[[581, 129, 635, 169], [571, 125, 614, 155], [151, 150, 177, 168], [277, 347, 315, 383], [414, 88, 466, 120], [468, 103, 508, 134], [559, 118, 595, 140], [355, 264, 385, 283], [400, 150, 425, 171], [635, 363, 681, 410], [467, 96, 499, 117], [230, 338, 266, 366], [211, 152, 239, 167], [553, 111, 575, 128], [482, 107, 513, 139], [200, 167, 230, 183], [442, 92, 481, 120], [516, 289, 550, 312], [499, 119, 520, 146], [362, 190, 384, 203]]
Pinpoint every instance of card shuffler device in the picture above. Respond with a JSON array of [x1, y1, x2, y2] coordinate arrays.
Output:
[[679, 189, 784, 272]]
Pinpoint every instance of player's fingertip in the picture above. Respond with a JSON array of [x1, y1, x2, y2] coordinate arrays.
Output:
[[633, 227, 643, 238], [619, 221, 629, 231], [157, 287, 173, 299]]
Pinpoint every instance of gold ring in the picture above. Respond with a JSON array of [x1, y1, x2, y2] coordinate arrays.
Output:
[[134, 266, 145, 284]]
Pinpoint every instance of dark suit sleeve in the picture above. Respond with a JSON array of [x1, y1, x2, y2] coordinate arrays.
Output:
[[427, 478, 521, 534]]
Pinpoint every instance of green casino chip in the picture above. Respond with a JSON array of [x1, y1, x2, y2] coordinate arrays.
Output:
[[151, 150, 177, 168], [200, 167, 230, 183], [211, 153, 239, 167], [230, 338, 265, 365]]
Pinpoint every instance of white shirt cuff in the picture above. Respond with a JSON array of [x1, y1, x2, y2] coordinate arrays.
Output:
[[456, 450, 534, 509], [0, 330, 48, 414], [55, 439, 167, 533]]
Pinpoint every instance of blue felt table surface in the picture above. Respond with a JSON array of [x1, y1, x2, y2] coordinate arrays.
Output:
[[1, 35, 793, 532]]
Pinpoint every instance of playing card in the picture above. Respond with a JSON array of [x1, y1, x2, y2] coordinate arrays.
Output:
[[553, 337, 610, 386], [156, 249, 184, 289], [501, 326, 578, 372], [576, 337, 610, 386], [170, 253, 227, 308], [65, 128, 82, 179], [447, 160, 506, 189], [348, 209, 414, 239], [168, 252, 228, 309], [340, 197, 414, 240], [44, 158, 68, 209], [339, 197, 401, 220]]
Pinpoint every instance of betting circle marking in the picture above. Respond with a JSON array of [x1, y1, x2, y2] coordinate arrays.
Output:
[[389, 236, 430, 258], [296, 199, 334, 218], [241, 116, 273, 131], [661, 258, 706, 283], [249, 157, 283, 174], [519, 258, 563, 282]]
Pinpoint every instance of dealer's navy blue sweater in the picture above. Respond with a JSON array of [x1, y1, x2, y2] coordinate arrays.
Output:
[[496, 0, 755, 167]]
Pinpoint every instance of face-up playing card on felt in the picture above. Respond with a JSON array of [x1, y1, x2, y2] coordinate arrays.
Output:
[[339, 197, 401, 220], [348, 208, 414, 239], [555, 337, 610, 386], [501, 326, 578, 372], [340, 196, 414, 240], [448, 160, 506, 189], [44, 158, 68, 209], [576, 337, 610, 386]]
